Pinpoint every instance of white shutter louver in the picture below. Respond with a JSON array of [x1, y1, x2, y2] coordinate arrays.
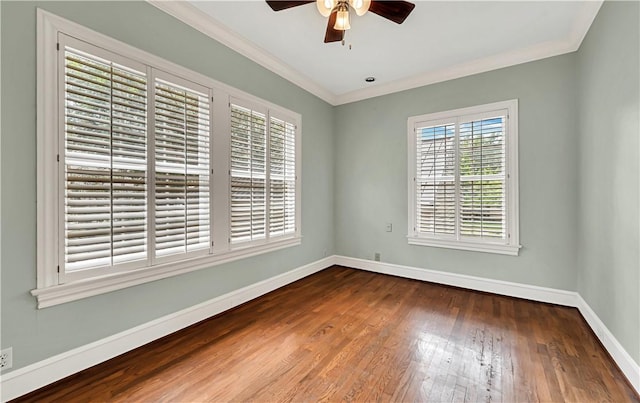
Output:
[[154, 78, 210, 257], [416, 123, 456, 236], [64, 46, 148, 272], [459, 116, 506, 239], [230, 104, 267, 243], [269, 117, 296, 237], [41, 20, 304, 297], [412, 107, 511, 248]]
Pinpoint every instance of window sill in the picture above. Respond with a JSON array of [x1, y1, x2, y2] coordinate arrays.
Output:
[[31, 236, 301, 309], [408, 236, 521, 256]]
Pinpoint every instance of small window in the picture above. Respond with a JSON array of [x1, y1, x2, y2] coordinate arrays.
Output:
[[152, 74, 212, 262], [230, 101, 298, 245], [61, 36, 151, 282], [407, 100, 520, 255]]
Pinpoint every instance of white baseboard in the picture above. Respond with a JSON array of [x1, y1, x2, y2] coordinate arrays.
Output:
[[0, 256, 333, 402], [334, 256, 578, 306], [575, 295, 640, 393], [334, 255, 640, 395], [3, 255, 638, 400]]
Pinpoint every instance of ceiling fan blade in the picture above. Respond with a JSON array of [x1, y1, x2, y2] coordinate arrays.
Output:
[[265, 1, 315, 12], [368, 1, 415, 24], [324, 9, 344, 43]]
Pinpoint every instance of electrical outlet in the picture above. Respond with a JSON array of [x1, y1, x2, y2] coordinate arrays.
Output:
[[374, 252, 380, 261], [1, 347, 13, 370]]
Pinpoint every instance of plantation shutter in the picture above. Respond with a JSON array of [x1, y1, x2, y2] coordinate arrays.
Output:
[[459, 114, 506, 239], [63, 42, 148, 273], [154, 76, 211, 258], [230, 103, 267, 243], [413, 112, 507, 242], [415, 122, 456, 236], [269, 116, 296, 237], [46, 25, 305, 295]]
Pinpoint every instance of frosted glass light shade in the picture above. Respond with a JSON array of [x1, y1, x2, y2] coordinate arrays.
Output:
[[334, 9, 351, 30], [349, 0, 371, 16]]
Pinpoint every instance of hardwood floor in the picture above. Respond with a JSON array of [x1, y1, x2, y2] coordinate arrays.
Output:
[[14, 266, 639, 402]]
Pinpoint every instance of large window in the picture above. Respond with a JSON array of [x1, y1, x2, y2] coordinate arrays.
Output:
[[407, 100, 520, 255], [35, 11, 301, 307]]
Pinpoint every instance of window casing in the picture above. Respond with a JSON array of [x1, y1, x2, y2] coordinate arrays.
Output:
[[407, 100, 520, 255], [35, 10, 301, 307]]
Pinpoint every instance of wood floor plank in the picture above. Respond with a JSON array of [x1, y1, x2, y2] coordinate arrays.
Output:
[[12, 266, 640, 403]]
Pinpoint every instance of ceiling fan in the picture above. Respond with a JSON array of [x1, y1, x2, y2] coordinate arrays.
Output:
[[266, 0, 416, 43]]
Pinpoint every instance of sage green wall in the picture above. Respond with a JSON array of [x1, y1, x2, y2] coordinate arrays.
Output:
[[2, 0, 638, 382], [577, 1, 639, 364], [0, 1, 334, 372], [334, 54, 579, 290]]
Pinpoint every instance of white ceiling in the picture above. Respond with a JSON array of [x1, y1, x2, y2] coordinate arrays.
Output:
[[149, 1, 602, 105]]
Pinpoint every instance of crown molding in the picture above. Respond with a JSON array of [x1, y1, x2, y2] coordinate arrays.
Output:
[[334, 1, 603, 105], [148, 0, 602, 107], [334, 37, 575, 105], [569, 0, 604, 48], [146, 0, 338, 105]]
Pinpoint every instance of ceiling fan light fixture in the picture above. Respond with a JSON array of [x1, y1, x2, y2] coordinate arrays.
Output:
[[266, 0, 415, 44], [316, 0, 336, 17], [349, 0, 371, 16], [334, 4, 351, 30]]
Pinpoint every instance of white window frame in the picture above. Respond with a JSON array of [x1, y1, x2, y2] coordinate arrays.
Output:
[[407, 100, 520, 256], [228, 98, 299, 247], [35, 10, 301, 308]]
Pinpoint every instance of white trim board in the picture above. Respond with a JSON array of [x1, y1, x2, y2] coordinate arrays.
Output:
[[0, 257, 333, 402], [334, 256, 578, 306], [146, 1, 602, 106], [576, 295, 640, 393], [146, 0, 337, 105], [334, 255, 640, 394], [2, 255, 638, 400]]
